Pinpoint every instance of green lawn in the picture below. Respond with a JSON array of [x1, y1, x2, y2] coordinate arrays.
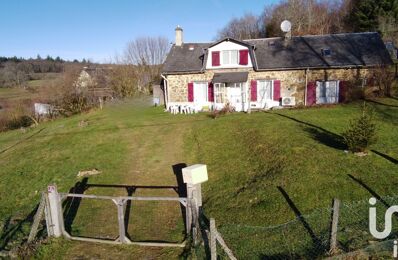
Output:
[[0, 98, 397, 258]]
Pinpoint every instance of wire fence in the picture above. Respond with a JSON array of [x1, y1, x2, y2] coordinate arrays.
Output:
[[193, 195, 398, 259]]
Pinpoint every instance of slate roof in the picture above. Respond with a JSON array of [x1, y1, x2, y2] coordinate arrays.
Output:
[[213, 72, 248, 83], [163, 43, 210, 73], [162, 32, 392, 74]]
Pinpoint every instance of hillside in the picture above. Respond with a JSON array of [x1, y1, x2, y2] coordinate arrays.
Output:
[[0, 98, 397, 258]]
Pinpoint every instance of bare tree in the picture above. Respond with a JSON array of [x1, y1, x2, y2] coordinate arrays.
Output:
[[111, 36, 169, 97], [0, 62, 32, 88], [372, 65, 396, 97], [259, 0, 351, 37], [124, 36, 169, 66], [261, 0, 333, 36], [216, 13, 265, 40]]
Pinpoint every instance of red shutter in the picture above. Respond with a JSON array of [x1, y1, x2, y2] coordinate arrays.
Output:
[[273, 80, 281, 101], [208, 82, 214, 102], [188, 82, 194, 102], [211, 51, 220, 66], [306, 81, 316, 106], [250, 80, 257, 101], [339, 81, 347, 103], [239, 50, 249, 65]]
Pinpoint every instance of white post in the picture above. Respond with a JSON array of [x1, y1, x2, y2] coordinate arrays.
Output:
[[182, 164, 208, 238], [330, 198, 340, 254], [47, 184, 63, 237], [186, 184, 194, 235], [210, 218, 217, 260]]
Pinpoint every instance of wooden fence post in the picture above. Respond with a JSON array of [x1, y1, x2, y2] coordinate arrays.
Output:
[[210, 218, 217, 260], [47, 184, 63, 237], [329, 198, 340, 254], [28, 192, 46, 242], [186, 185, 193, 235], [114, 198, 127, 243]]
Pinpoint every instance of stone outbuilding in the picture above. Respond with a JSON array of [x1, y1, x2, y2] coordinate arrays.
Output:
[[152, 84, 165, 106]]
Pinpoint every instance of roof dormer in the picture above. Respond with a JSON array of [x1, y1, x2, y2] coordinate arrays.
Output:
[[206, 38, 254, 70]]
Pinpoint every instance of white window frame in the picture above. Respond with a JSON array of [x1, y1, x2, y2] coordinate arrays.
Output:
[[214, 83, 226, 103], [257, 80, 274, 101], [193, 81, 208, 102], [221, 50, 239, 65], [316, 80, 339, 104]]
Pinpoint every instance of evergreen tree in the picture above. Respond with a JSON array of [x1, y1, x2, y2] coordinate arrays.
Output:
[[350, 0, 398, 33]]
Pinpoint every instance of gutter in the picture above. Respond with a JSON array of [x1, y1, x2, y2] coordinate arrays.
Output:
[[160, 74, 169, 109], [304, 68, 309, 106]]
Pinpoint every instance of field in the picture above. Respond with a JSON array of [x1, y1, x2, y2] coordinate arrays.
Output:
[[0, 97, 397, 258], [0, 73, 61, 114]]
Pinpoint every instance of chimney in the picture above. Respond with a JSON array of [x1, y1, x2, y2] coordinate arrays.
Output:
[[284, 30, 292, 46], [175, 25, 183, 46]]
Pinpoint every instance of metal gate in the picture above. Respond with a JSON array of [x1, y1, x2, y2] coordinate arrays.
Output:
[[44, 183, 202, 247]]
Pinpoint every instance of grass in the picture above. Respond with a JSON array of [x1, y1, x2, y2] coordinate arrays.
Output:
[[0, 98, 397, 258], [0, 74, 59, 101], [185, 100, 398, 224]]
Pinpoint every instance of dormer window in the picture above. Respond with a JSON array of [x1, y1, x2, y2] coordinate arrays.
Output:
[[210, 48, 249, 67], [321, 48, 331, 57], [222, 50, 238, 65]]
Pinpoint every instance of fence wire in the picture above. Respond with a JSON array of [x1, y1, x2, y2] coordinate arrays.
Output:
[[193, 195, 398, 259]]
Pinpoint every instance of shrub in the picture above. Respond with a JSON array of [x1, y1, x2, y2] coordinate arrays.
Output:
[[50, 65, 99, 115], [342, 103, 377, 153], [371, 65, 395, 97], [0, 100, 38, 132], [210, 102, 235, 119]]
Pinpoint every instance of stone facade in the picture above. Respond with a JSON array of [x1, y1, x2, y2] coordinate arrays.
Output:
[[165, 67, 372, 105]]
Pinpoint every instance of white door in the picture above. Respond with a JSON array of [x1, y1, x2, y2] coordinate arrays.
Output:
[[193, 82, 208, 108], [227, 83, 245, 111], [257, 80, 273, 108]]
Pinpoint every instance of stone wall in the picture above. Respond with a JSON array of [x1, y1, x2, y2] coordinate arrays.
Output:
[[166, 67, 372, 105]]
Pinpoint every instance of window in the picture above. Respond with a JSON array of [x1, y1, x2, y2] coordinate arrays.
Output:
[[221, 50, 239, 65], [321, 48, 331, 57], [222, 51, 230, 64], [316, 81, 339, 104], [230, 50, 238, 64], [214, 83, 226, 103], [193, 82, 208, 102], [257, 80, 273, 103]]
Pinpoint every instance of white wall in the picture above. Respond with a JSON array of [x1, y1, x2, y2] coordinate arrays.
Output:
[[206, 41, 253, 70]]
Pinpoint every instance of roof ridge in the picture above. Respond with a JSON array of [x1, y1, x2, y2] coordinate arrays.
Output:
[[182, 32, 379, 45], [244, 32, 378, 41]]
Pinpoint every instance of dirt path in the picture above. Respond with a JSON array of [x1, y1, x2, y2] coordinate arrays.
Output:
[[61, 112, 192, 259]]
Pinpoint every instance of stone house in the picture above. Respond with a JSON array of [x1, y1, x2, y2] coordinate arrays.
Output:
[[161, 26, 392, 112]]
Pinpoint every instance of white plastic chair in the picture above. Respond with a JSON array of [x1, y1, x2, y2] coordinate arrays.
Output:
[[181, 105, 190, 114], [170, 105, 179, 115]]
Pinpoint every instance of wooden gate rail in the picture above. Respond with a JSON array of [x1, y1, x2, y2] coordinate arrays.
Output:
[[59, 193, 187, 205]]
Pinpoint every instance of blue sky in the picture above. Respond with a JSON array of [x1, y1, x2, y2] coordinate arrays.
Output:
[[0, 0, 278, 63]]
